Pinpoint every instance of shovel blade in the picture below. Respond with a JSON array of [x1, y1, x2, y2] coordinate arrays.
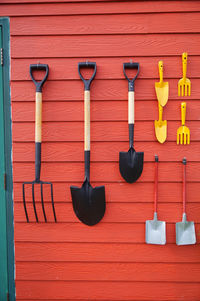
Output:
[[176, 220, 196, 246], [155, 82, 169, 107], [155, 120, 167, 144], [146, 217, 166, 245], [119, 147, 144, 183], [70, 180, 106, 226]]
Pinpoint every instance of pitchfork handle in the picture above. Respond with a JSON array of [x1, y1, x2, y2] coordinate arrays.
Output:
[[181, 102, 186, 126], [182, 53, 188, 81]]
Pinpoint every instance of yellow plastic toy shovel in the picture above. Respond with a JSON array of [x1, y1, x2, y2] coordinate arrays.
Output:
[[155, 61, 169, 107], [155, 102, 167, 144]]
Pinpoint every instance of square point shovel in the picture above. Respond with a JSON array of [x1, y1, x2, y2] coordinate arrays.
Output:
[[146, 155, 166, 245], [70, 62, 106, 226], [176, 158, 196, 245], [119, 62, 144, 183]]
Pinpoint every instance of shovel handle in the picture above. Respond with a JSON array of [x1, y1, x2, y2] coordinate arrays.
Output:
[[154, 155, 158, 213], [78, 62, 96, 91], [181, 102, 186, 126], [123, 62, 139, 91], [158, 61, 163, 83], [84, 91, 90, 151], [183, 158, 186, 214], [182, 52, 188, 81]]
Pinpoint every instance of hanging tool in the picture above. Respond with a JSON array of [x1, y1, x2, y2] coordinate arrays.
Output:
[[146, 155, 166, 245], [177, 102, 190, 145], [178, 52, 191, 96], [119, 62, 144, 183], [176, 158, 196, 245], [70, 62, 106, 226], [155, 61, 169, 107], [23, 64, 57, 223], [155, 102, 167, 143]]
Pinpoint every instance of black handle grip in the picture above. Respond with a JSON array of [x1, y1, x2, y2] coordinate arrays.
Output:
[[155, 155, 159, 162], [182, 157, 187, 165], [30, 64, 49, 92], [78, 62, 97, 91], [123, 62, 139, 91]]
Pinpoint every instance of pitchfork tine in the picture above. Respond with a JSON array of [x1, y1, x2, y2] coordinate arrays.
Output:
[[23, 183, 29, 222], [41, 183, 47, 222], [50, 183, 57, 222], [32, 183, 39, 222]]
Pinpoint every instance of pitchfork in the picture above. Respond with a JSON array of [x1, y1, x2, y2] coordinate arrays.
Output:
[[177, 102, 190, 145], [23, 64, 57, 223], [178, 52, 191, 97]]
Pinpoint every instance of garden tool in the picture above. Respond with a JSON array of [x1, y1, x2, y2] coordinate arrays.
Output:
[[146, 155, 166, 245], [119, 62, 144, 183], [176, 158, 196, 245], [155, 61, 169, 107], [178, 52, 191, 96], [155, 102, 167, 143], [23, 64, 57, 223], [177, 102, 190, 145], [70, 62, 106, 226]]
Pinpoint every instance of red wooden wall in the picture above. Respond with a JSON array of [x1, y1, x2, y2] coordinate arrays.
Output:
[[1, 0, 200, 299]]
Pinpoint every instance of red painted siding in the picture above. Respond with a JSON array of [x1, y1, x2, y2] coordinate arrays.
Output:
[[1, 0, 200, 300]]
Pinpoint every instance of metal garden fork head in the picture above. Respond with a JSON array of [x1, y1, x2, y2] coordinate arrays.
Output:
[[23, 64, 57, 223], [177, 102, 190, 145], [178, 52, 191, 96]]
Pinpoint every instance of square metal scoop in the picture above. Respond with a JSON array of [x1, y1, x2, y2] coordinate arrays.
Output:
[[146, 155, 166, 245]]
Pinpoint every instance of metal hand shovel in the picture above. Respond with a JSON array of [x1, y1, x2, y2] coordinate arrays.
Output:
[[119, 62, 144, 183], [176, 158, 196, 245], [70, 62, 106, 226], [146, 155, 166, 245]]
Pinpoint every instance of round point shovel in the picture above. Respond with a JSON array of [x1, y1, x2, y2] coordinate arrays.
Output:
[[119, 62, 144, 183], [176, 158, 196, 245], [70, 62, 106, 226], [145, 155, 166, 245]]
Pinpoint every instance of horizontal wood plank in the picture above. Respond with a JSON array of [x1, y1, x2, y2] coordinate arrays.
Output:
[[15, 281, 200, 300], [11, 56, 200, 81], [10, 13, 200, 36], [12, 162, 200, 182], [2, 1, 200, 17], [16, 261, 200, 282], [11, 34, 200, 58], [11, 100, 200, 122], [11, 78, 200, 101], [14, 202, 200, 223], [14, 222, 200, 244], [12, 142, 200, 162], [12, 121, 200, 142], [15, 242, 200, 263], [13, 182, 200, 203]]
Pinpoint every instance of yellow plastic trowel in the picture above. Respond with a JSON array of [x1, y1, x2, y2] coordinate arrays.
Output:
[[155, 61, 169, 107], [155, 102, 167, 144]]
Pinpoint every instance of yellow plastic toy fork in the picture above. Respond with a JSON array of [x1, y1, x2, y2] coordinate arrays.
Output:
[[178, 53, 191, 96], [177, 102, 190, 145]]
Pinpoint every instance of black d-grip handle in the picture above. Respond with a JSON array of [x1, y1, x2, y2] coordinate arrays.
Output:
[[30, 64, 49, 92], [78, 62, 97, 91], [123, 62, 139, 91]]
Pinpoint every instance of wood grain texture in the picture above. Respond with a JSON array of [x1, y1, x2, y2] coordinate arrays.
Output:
[[11, 56, 200, 80], [15, 242, 200, 263], [14, 222, 200, 244], [13, 182, 200, 203], [12, 121, 200, 142], [11, 34, 200, 58], [1, 1, 200, 17], [11, 78, 200, 101], [14, 281, 200, 300], [10, 13, 200, 36]]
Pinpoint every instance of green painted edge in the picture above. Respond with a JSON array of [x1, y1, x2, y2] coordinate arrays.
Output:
[[0, 17, 15, 301]]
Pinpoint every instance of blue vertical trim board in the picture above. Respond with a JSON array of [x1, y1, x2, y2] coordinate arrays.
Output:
[[0, 18, 15, 301]]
